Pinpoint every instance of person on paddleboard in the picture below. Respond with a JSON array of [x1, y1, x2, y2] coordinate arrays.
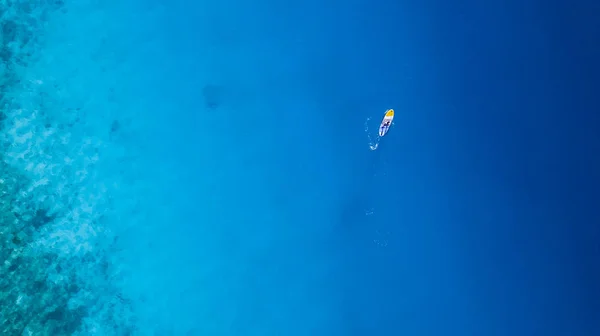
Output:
[[379, 109, 394, 137]]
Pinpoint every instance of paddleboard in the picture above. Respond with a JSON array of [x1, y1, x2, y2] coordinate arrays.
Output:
[[378, 109, 394, 137]]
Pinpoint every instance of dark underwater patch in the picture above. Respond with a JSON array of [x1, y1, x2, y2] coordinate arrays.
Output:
[[111, 119, 120, 133], [202, 84, 223, 109]]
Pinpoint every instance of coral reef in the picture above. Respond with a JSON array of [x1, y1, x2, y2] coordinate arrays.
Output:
[[0, 1, 135, 334], [0, 162, 85, 335]]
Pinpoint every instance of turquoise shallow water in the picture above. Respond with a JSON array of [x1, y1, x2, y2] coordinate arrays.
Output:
[[1, 0, 358, 334], [2, 0, 600, 335]]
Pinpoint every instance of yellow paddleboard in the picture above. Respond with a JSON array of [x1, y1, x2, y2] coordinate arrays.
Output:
[[379, 109, 394, 137]]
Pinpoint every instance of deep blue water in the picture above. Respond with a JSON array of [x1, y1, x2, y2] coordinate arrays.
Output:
[[1, 0, 599, 335]]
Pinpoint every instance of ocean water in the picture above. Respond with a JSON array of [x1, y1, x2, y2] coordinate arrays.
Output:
[[1, 0, 599, 335]]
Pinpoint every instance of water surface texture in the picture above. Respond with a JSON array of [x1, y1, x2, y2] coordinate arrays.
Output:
[[1, 0, 599, 335]]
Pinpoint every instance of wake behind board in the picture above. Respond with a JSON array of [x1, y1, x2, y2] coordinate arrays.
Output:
[[379, 109, 394, 137]]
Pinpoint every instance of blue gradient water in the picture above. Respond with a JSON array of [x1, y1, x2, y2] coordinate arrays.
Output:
[[1, 0, 599, 335]]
